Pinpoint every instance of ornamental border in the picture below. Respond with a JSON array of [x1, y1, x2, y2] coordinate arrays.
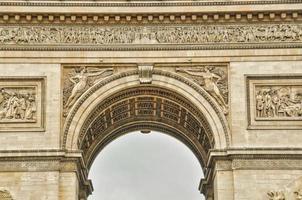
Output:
[[1, 43, 302, 51], [0, 0, 301, 7]]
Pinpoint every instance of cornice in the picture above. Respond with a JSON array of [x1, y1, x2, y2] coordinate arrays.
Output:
[[0, 152, 93, 196], [0, 11, 301, 24], [0, 0, 302, 7], [207, 148, 302, 167], [1, 44, 302, 51]]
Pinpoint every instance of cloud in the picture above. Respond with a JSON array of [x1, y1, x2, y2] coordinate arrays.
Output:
[[88, 131, 204, 200]]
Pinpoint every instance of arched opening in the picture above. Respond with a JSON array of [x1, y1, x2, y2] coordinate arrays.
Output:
[[88, 131, 204, 200], [63, 69, 230, 199], [78, 86, 214, 170]]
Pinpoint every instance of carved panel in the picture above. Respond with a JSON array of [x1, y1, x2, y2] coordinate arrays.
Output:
[[1, 24, 302, 50], [0, 77, 45, 131], [62, 66, 113, 116], [175, 64, 228, 114], [247, 76, 302, 129], [267, 176, 302, 200]]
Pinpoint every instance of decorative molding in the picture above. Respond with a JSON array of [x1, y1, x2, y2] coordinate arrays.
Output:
[[0, 0, 301, 7], [0, 160, 61, 172], [247, 76, 302, 129], [232, 159, 302, 170], [214, 160, 232, 171], [1, 24, 302, 51], [0, 77, 45, 132], [0, 11, 301, 24], [176, 65, 228, 114]]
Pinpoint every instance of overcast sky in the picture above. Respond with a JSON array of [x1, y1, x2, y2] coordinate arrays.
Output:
[[88, 131, 204, 200]]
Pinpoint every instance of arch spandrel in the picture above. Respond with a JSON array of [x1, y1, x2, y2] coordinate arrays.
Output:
[[63, 68, 230, 168]]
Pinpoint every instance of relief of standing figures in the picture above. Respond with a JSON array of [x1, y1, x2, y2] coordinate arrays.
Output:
[[0, 88, 37, 121], [256, 87, 302, 118]]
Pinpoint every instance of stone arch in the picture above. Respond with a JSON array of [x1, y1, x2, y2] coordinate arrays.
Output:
[[63, 69, 230, 169]]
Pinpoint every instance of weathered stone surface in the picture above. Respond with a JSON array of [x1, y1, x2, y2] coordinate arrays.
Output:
[[0, 1, 302, 200]]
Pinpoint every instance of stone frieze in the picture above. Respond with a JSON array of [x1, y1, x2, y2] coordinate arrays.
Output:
[[1, 24, 302, 49]]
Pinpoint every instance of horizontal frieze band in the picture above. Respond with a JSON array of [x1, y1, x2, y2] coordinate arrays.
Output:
[[0, 0, 301, 7], [1, 24, 302, 50], [0, 11, 300, 24], [232, 159, 302, 170]]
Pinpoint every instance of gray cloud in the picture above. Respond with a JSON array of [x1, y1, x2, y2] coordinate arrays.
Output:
[[88, 131, 204, 200]]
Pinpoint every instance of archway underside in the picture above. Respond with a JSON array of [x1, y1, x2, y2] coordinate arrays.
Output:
[[78, 86, 215, 169]]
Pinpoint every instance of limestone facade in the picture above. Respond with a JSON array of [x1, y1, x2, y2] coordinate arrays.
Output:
[[1, 0, 302, 199]]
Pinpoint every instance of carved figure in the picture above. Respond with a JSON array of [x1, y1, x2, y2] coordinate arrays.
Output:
[[267, 191, 286, 200], [0, 189, 13, 200], [5, 92, 19, 119], [256, 90, 265, 117], [64, 67, 113, 110], [25, 95, 36, 120], [255, 86, 302, 118], [294, 189, 302, 200], [0, 88, 36, 121], [176, 66, 228, 114]]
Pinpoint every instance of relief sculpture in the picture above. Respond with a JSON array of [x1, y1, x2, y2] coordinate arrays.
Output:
[[63, 67, 113, 115], [295, 189, 302, 200], [266, 188, 302, 200], [0, 190, 13, 200], [266, 176, 302, 200], [1, 24, 302, 47], [267, 191, 286, 200], [176, 66, 228, 114], [255, 86, 302, 118], [0, 87, 36, 122]]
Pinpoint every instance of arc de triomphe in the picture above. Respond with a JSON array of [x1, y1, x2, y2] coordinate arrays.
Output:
[[0, 0, 302, 199]]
